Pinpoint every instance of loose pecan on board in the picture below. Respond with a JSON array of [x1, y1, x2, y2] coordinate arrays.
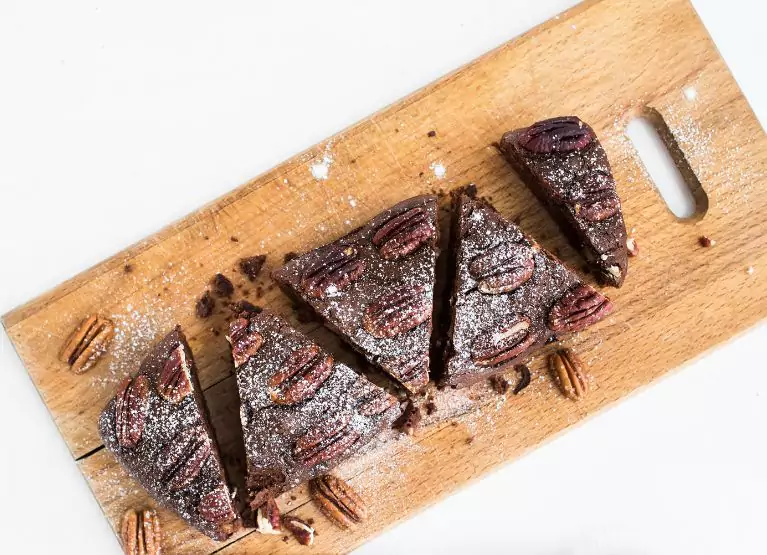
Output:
[[59, 314, 115, 374], [310, 474, 367, 529], [550, 348, 588, 400], [121, 508, 161, 555]]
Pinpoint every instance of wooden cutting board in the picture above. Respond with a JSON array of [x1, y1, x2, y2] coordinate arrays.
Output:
[[3, 0, 766, 552]]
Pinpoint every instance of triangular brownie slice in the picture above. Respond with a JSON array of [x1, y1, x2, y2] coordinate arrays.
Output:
[[443, 191, 613, 387], [99, 327, 240, 541], [226, 309, 401, 509], [272, 195, 438, 393], [499, 116, 629, 287]]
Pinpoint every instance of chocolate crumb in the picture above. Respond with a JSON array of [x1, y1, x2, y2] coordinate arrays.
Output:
[[464, 183, 478, 199], [230, 236, 239, 243], [239, 255, 267, 281], [419, 171, 424, 177], [626, 237, 639, 257], [425, 401, 437, 415], [282, 536, 289, 543], [196, 291, 215, 319], [290, 495, 297, 501], [231, 300, 262, 317], [451, 421, 459, 427], [203, 235, 210, 240], [307, 518, 314, 525], [698, 236, 715, 247], [283, 251, 299, 264], [394, 128, 399, 133], [465, 436, 474, 445], [211, 273, 235, 297], [513, 364, 531, 395], [395, 400, 422, 436], [489, 375, 511, 395], [427, 130, 437, 138], [123, 264, 133, 273], [350, 159, 356, 164]]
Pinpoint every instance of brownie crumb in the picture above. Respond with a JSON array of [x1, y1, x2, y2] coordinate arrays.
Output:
[[626, 237, 639, 257], [211, 273, 235, 297], [425, 401, 437, 415], [307, 518, 314, 525], [290, 495, 297, 501], [464, 183, 478, 198], [394, 128, 399, 133], [395, 400, 422, 436], [203, 235, 210, 240], [230, 236, 239, 243], [698, 236, 715, 248], [350, 159, 356, 164], [196, 292, 215, 319], [282, 536, 289, 543], [239, 255, 267, 281], [513, 364, 531, 395], [255, 286, 264, 298], [418, 171, 425, 178], [231, 300, 262, 317], [427, 130, 437, 138], [465, 436, 474, 445], [123, 264, 133, 274], [283, 251, 299, 264], [489, 375, 511, 395]]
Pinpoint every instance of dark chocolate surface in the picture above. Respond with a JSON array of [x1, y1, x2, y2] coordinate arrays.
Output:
[[99, 327, 240, 541], [443, 193, 611, 387], [272, 195, 439, 393], [500, 117, 629, 287], [229, 310, 401, 508]]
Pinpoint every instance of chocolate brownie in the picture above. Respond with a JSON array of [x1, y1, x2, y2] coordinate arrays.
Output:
[[227, 310, 401, 509], [99, 327, 240, 541], [499, 116, 629, 287], [272, 195, 438, 393], [443, 192, 613, 387]]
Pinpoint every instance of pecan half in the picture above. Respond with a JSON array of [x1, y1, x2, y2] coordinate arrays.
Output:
[[198, 486, 236, 525], [353, 380, 398, 417], [59, 314, 115, 374], [158, 425, 211, 491], [572, 171, 620, 222], [382, 354, 429, 390], [226, 317, 263, 369], [114, 375, 150, 449], [157, 344, 193, 404], [121, 509, 161, 555], [372, 206, 435, 260], [310, 474, 367, 529], [548, 285, 613, 333], [293, 413, 360, 468], [469, 242, 535, 294], [550, 348, 588, 400], [362, 285, 431, 338], [301, 245, 365, 299], [284, 515, 315, 546], [471, 316, 537, 367], [255, 496, 282, 535], [268, 344, 334, 405], [518, 116, 594, 154]]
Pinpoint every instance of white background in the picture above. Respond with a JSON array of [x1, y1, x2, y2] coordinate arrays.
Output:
[[1, 1, 765, 553]]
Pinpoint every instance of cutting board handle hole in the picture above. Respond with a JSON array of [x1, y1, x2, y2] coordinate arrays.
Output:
[[626, 109, 708, 220]]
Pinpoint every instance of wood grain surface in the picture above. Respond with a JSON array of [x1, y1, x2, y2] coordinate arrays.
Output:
[[3, 0, 766, 552]]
